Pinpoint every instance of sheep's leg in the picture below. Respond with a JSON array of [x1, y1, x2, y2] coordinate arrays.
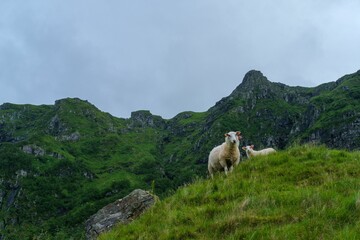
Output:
[[208, 166, 214, 179], [224, 166, 229, 175], [234, 157, 240, 166], [219, 160, 229, 175]]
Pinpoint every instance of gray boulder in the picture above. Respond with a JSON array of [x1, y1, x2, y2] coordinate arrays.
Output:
[[85, 189, 156, 240]]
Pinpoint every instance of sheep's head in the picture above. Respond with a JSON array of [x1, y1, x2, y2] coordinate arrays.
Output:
[[242, 145, 254, 152], [224, 131, 242, 145]]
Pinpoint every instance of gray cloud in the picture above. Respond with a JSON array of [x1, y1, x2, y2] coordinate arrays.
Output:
[[1, 1, 359, 118]]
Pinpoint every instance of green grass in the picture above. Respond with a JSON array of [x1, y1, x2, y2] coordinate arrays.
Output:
[[100, 145, 360, 240], [175, 111, 208, 125]]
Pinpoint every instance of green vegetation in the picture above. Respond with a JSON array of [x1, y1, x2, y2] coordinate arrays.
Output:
[[0, 70, 359, 239], [0, 99, 171, 239], [310, 74, 360, 130], [101, 145, 360, 240]]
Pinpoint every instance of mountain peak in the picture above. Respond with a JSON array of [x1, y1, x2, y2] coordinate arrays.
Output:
[[55, 97, 91, 106], [229, 70, 271, 98], [53, 98, 101, 114], [241, 70, 269, 86]]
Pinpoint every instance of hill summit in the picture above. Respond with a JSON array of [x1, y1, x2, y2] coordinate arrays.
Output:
[[233, 70, 271, 91]]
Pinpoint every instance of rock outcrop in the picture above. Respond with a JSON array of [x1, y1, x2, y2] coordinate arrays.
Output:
[[128, 110, 166, 129], [85, 189, 156, 240]]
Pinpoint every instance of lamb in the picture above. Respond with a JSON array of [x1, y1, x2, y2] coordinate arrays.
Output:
[[242, 145, 276, 159], [208, 131, 242, 178]]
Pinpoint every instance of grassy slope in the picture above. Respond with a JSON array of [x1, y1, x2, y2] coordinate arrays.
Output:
[[101, 145, 360, 240]]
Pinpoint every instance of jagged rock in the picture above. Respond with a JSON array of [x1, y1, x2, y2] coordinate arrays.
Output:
[[22, 145, 65, 159], [48, 114, 71, 136], [128, 110, 166, 129], [85, 189, 156, 240], [83, 171, 95, 180], [22, 145, 45, 156], [16, 170, 28, 178], [56, 132, 81, 141], [6, 187, 20, 208]]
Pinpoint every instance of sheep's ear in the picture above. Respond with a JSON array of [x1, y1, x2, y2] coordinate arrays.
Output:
[[251, 145, 254, 149], [224, 133, 229, 137], [236, 131, 242, 139], [242, 147, 246, 150]]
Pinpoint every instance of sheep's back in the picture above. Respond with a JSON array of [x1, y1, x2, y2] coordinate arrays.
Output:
[[263, 148, 276, 154]]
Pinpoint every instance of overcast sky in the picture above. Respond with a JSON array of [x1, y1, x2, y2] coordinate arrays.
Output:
[[1, 1, 359, 119]]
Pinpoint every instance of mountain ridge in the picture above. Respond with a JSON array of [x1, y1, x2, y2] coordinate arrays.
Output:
[[1, 69, 360, 239]]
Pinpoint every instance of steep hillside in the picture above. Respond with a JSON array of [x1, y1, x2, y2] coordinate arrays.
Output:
[[100, 145, 360, 240], [0, 69, 360, 239], [303, 71, 360, 148], [0, 99, 169, 239], [205, 70, 360, 150]]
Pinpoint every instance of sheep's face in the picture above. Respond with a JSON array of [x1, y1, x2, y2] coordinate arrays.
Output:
[[242, 145, 254, 152], [224, 131, 241, 145]]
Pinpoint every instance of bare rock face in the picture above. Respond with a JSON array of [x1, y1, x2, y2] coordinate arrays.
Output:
[[85, 189, 156, 240], [22, 145, 45, 156]]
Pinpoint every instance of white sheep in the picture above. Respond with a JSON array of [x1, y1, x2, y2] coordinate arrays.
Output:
[[208, 131, 242, 178], [242, 145, 276, 159]]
